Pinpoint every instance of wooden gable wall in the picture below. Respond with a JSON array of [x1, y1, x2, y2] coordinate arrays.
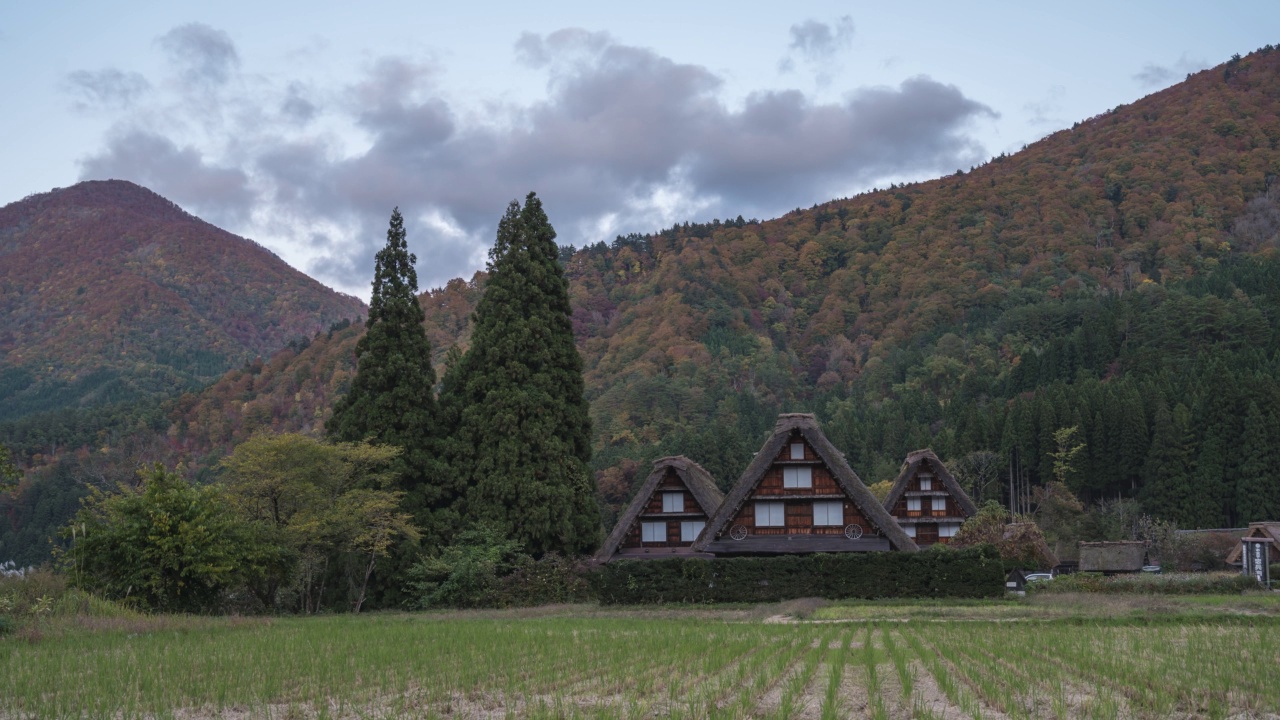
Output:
[[620, 468, 710, 549], [887, 458, 969, 546], [724, 430, 873, 537]]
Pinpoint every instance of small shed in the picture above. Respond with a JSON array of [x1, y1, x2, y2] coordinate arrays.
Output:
[[1225, 523, 1280, 567], [1005, 568, 1030, 594], [1079, 541, 1146, 574]]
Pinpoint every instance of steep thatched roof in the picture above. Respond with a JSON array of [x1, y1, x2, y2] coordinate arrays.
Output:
[[595, 456, 724, 562], [882, 449, 979, 517], [1079, 541, 1146, 572], [1225, 522, 1280, 564], [693, 413, 917, 553]]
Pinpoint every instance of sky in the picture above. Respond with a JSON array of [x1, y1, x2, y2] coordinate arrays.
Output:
[[2, 2, 1277, 300]]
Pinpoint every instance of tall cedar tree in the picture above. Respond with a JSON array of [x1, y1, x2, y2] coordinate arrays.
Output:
[[444, 193, 600, 556], [328, 209, 456, 548]]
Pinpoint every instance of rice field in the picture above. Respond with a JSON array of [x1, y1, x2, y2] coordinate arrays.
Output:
[[4, 607, 1279, 719]]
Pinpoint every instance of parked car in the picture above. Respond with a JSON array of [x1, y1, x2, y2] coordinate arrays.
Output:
[[1141, 565, 1162, 574], [1025, 572, 1054, 582]]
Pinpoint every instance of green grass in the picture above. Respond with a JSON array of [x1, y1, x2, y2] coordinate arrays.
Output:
[[3, 600, 1279, 718]]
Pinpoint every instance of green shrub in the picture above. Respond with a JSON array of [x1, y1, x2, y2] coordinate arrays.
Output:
[[591, 546, 1004, 605], [1030, 571, 1262, 595]]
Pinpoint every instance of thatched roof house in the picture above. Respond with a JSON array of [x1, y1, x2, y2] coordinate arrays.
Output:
[[883, 449, 979, 546], [1225, 522, 1280, 566], [595, 456, 724, 562], [693, 413, 917, 555]]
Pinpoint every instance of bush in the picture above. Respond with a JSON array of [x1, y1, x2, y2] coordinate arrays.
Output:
[[591, 546, 1004, 605], [1030, 571, 1262, 595], [404, 527, 593, 609]]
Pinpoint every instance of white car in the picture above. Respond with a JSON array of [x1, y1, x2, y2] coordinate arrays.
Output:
[[1025, 572, 1054, 582]]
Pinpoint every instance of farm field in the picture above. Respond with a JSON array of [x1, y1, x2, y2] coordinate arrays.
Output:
[[4, 596, 1279, 719]]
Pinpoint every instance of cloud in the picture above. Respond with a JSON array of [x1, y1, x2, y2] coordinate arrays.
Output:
[[1134, 53, 1207, 89], [156, 23, 240, 87], [64, 69, 150, 111], [779, 17, 854, 81], [788, 17, 855, 61], [80, 130, 254, 226], [75, 25, 994, 298]]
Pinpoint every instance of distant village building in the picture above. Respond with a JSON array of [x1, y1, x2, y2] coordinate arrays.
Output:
[[1079, 541, 1146, 573], [595, 456, 724, 561], [882, 449, 978, 547], [1225, 522, 1280, 567], [693, 413, 917, 555]]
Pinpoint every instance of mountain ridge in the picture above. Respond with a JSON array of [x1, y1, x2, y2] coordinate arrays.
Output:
[[0, 179, 366, 421]]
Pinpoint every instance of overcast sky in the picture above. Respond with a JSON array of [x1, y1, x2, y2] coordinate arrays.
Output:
[[3, 2, 1276, 300]]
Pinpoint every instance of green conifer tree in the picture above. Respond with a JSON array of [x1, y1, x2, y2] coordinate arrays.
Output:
[[1236, 401, 1280, 523], [328, 208, 456, 547], [444, 193, 600, 556], [1139, 401, 1195, 524]]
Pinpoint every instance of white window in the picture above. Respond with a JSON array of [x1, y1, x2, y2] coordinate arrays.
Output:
[[919, 476, 933, 491], [907, 497, 922, 512], [904, 524, 917, 538], [642, 522, 666, 543], [783, 466, 812, 488], [755, 501, 785, 527], [681, 521, 705, 542], [662, 492, 684, 513], [939, 523, 960, 538], [813, 501, 844, 526], [932, 496, 947, 513], [790, 443, 805, 460]]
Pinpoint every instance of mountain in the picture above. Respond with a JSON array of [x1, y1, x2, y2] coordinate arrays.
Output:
[[0, 180, 366, 421], [6, 47, 1280, 566]]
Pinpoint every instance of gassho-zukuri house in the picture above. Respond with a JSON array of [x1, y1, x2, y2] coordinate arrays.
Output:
[[595, 455, 725, 561], [692, 413, 918, 556], [882, 449, 979, 547]]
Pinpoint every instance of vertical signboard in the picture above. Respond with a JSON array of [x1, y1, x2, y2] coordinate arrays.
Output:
[[1241, 537, 1271, 587]]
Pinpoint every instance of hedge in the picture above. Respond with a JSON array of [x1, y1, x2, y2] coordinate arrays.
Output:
[[1029, 571, 1263, 595], [591, 546, 1004, 604]]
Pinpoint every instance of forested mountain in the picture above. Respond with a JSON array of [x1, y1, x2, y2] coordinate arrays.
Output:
[[5, 47, 1280, 565], [0, 180, 366, 421]]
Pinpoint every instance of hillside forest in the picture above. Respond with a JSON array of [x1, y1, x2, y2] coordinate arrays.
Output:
[[3, 46, 1280, 574]]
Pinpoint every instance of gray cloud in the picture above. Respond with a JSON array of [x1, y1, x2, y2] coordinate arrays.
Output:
[[788, 17, 855, 60], [779, 17, 854, 79], [1134, 53, 1207, 88], [157, 23, 239, 87], [80, 130, 254, 226], [64, 69, 150, 111], [76, 25, 994, 297]]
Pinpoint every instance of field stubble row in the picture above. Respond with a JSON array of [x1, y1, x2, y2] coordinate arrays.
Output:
[[3, 610, 1279, 719]]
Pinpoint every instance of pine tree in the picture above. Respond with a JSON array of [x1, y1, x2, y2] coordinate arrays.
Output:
[[444, 193, 600, 556], [328, 208, 456, 547], [1236, 401, 1280, 523], [1139, 401, 1194, 524]]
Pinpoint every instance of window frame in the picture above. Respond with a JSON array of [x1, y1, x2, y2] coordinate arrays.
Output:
[[641, 521, 667, 543], [932, 496, 947, 513], [680, 520, 705, 542], [790, 443, 805, 460], [783, 466, 813, 489], [662, 492, 685, 513], [755, 501, 786, 527], [906, 497, 922, 512], [812, 500, 844, 527]]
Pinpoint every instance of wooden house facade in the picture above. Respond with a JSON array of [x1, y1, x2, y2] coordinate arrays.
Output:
[[595, 456, 724, 561], [882, 449, 979, 547], [694, 414, 917, 555]]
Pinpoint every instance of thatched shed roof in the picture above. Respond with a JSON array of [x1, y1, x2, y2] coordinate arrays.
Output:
[[1079, 541, 1146, 572], [882, 448, 979, 517], [1225, 522, 1280, 565], [595, 456, 723, 562], [693, 413, 917, 553]]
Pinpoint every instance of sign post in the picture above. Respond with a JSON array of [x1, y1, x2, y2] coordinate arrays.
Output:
[[1241, 537, 1271, 588]]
